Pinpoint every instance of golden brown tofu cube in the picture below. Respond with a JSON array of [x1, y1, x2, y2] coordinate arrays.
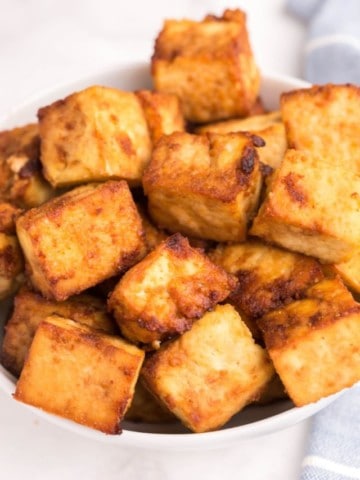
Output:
[[281, 84, 360, 170], [258, 278, 360, 406], [197, 112, 287, 170], [1, 286, 116, 377], [0, 233, 23, 300], [125, 381, 176, 424], [143, 132, 263, 242], [38, 86, 152, 187], [333, 251, 360, 294], [16, 180, 145, 301], [152, 9, 260, 123], [254, 374, 287, 405], [0, 124, 54, 208], [135, 90, 185, 145], [108, 233, 237, 346], [250, 149, 360, 263], [0, 202, 22, 234], [14, 316, 144, 434], [142, 304, 274, 433], [136, 201, 168, 253], [209, 239, 324, 339]]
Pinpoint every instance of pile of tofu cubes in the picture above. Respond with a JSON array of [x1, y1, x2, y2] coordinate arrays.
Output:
[[0, 8, 359, 435]]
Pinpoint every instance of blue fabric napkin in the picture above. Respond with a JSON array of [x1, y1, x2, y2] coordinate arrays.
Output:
[[288, 1, 360, 479], [288, 0, 360, 84]]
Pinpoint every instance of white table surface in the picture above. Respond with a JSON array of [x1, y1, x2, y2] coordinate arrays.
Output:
[[0, 0, 308, 478]]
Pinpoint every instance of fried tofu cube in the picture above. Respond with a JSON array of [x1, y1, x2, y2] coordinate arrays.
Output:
[[108, 233, 237, 346], [125, 381, 176, 424], [14, 316, 144, 434], [258, 278, 360, 406], [0, 233, 24, 300], [333, 251, 360, 294], [38, 86, 152, 187], [141, 304, 274, 433], [135, 90, 185, 144], [281, 84, 360, 170], [0, 202, 22, 234], [1, 286, 116, 377], [209, 239, 324, 339], [143, 132, 263, 242], [152, 9, 260, 123], [136, 200, 168, 253], [0, 124, 54, 208], [16, 180, 145, 300], [250, 149, 360, 263], [196, 112, 287, 170]]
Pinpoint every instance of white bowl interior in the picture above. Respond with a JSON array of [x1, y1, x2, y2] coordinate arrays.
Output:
[[0, 63, 338, 450]]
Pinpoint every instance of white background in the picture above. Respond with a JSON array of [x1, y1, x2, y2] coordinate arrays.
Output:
[[0, 0, 308, 479]]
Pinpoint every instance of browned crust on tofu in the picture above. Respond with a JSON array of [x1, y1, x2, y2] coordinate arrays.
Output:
[[152, 9, 260, 123], [16, 181, 145, 300], [135, 90, 185, 144], [0, 202, 23, 234], [258, 278, 360, 351], [108, 233, 237, 345], [1, 285, 116, 377], [14, 316, 144, 434]]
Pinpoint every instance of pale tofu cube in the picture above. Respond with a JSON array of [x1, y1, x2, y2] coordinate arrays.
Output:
[[141, 304, 274, 433]]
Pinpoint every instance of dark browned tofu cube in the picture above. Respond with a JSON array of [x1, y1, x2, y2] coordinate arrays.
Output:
[[258, 278, 360, 406], [135, 90, 185, 144], [108, 233, 237, 346], [142, 304, 274, 432], [209, 239, 324, 339], [16, 180, 145, 300], [38, 86, 152, 187], [152, 9, 260, 123], [0, 124, 54, 208], [143, 131, 263, 242], [0, 233, 23, 300], [14, 316, 144, 434], [1, 286, 116, 377]]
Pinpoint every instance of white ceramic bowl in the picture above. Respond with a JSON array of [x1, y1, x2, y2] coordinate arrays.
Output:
[[0, 63, 341, 450]]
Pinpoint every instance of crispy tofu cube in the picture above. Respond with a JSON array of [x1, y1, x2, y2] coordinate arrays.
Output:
[[108, 233, 237, 346], [0, 233, 23, 300], [143, 132, 263, 242], [136, 201, 168, 253], [333, 251, 360, 294], [258, 278, 360, 406], [152, 9, 260, 123], [125, 381, 175, 424], [0, 124, 54, 208], [197, 112, 287, 170], [14, 316, 144, 434], [141, 304, 274, 433], [254, 374, 287, 405], [135, 90, 185, 144], [281, 84, 360, 170], [0, 202, 22, 233], [16, 180, 145, 300], [1, 286, 116, 377], [250, 149, 360, 263], [38, 86, 152, 187], [209, 239, 324, 339]]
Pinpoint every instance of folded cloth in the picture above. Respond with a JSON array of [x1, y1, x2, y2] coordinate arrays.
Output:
[[287, 0, 360, 84]]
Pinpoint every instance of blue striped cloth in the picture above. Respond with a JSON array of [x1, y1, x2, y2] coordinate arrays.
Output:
[[288, 0, 360, 84], [288, 1, 360, 478]]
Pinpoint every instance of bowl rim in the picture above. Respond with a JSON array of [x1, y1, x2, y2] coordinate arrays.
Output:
[[1, 62, 336, 450]]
